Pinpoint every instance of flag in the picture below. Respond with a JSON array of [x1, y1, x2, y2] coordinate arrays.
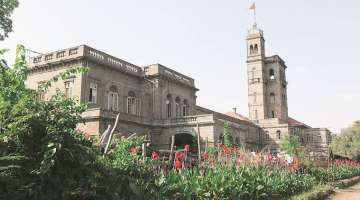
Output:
[[249, 3, 256, 11]]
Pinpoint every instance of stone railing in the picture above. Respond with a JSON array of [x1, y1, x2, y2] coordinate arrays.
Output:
[[28, 45, 144, 77], [84, 47, 143, 77], [28, 46, 86, 68], [153, 114, 215, 126], [83, 108, 214, 127], [163, 69, 193, 85]]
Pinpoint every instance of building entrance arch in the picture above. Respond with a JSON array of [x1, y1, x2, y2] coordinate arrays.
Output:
[[173, 133, 196, 152]]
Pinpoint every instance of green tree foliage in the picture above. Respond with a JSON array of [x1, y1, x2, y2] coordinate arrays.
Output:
[[0, 0, 19, 40], [280, 135, 303, 157], [223, 122, 232, 147], [331, 121, 360, 160], [0, 46, 135, 200]]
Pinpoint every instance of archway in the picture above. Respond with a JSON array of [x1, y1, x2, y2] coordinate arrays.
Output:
[[173, 133, 197, 152]]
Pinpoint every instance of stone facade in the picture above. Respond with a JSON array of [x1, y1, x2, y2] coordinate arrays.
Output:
[[245, 23, 331, 157], [25, 24, 331, 156]]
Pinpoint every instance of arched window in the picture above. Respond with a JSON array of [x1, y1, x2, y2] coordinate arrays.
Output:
[[127, 91, 141, 115], [166, 94, 173, 118], [276, 130, 281, 140], [182, 99, 188, 116], [175, 97, 181, 117], [250, 45, 254, 55], [269, 69, 275, 80], [253, 92, 257, 103], [254, 44, 258, 54], [271, 110, 276, 118], [255, 109, 258, 119], [108, 85, 118, 111], [270, 92, 275, 103]]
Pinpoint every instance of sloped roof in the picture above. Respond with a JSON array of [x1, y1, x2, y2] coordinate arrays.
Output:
[[287, 117, 310, 127], [224, 111, 249, 121]]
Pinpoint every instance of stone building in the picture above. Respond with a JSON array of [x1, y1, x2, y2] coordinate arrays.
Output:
[[245, 23, 331, 158], [25, 23, 331, 157]]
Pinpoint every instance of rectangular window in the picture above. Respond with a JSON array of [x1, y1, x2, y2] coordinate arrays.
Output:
[[167, 103, 172, 118], [108, 92, 118, 111], [45, 54, 53, 61], [64, 81, 73, 97], [135, 98, 141, 116], [33, 56, 42, 63], [57, 51, 66, 58], [69, 48, 78, 56], [182, 105, 187, 116], [127, 97, 141, 116], [89, 83, 97, 104]]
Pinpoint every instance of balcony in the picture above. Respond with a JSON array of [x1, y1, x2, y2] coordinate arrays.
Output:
[[153, 114, 215, 126], [82, 108, 215, 127]]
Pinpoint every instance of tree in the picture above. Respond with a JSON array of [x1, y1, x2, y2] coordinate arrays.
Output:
[[0, 0, 19, 40], [331, 121, 360, 160], [280, 135, 303, 157], [223, 122, 233, 147]]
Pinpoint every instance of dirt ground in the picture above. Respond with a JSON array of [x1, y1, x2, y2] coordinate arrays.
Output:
[[327, 182, 360, 200]]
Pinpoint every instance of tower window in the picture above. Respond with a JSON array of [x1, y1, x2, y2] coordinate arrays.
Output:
[[250, 45, 254, 55], [271, 110, 275, 118], [251, 67, 255, 79], [276, 130, 281, 140], [254, 44, 258, 54], [269, 69, 275, 80], [255, 109, 258, 119], [254, 92, 257, 103], [270, 92, 275, 103]]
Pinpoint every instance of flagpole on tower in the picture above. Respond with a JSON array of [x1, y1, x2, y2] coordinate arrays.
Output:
[[249, 2, 256, 26]]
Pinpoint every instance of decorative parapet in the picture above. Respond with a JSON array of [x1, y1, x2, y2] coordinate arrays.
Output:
[[84, 46, 143, 77], [28, 46, 86, 68], [28, 45, 144, 77], [144, 64, 195, 88]]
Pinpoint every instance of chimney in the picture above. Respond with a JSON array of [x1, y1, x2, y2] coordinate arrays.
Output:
[[233, 107, 237, 113]]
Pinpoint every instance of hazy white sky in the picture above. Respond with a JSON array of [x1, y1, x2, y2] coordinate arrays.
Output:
[[1, 0, 360, 133]]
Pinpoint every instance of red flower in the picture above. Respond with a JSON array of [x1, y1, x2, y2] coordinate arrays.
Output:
[[290, 157, 299, 171], [152, 151, 159, 160], [201, 152, 209, 160], [175, 159, 182, 170], [223, 146, 229, 154], [184, 144, 190, 152], [175, 151, 184, 160]]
